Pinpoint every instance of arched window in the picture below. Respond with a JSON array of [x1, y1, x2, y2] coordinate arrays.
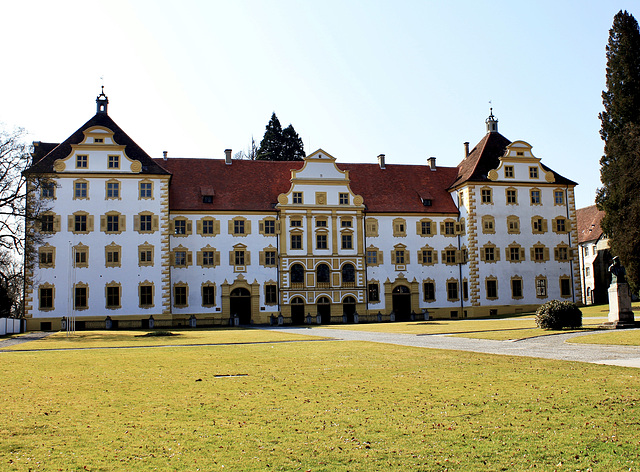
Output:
[[316, 264, 330, 283], [342, 263, 355, 283], [291, 263, 304, 283]]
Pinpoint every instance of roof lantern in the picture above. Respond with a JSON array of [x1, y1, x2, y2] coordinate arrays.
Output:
[[96, 86, 109, 115], [485, 108, 498, 133]]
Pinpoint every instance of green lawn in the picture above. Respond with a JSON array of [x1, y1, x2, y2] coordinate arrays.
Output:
[[1, 340, 639, 471]]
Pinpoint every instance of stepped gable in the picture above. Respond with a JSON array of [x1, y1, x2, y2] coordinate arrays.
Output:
[[577, 205, 605, 243], [157, 158, 460, 214], [25, 112, 169, 175]]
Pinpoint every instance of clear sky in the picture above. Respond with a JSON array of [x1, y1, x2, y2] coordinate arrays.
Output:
[[1, 0, 635, 210]]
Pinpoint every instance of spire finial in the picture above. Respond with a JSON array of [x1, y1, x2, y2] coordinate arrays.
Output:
[[485, 106, 498, 134], [96, 86, 109, 115]]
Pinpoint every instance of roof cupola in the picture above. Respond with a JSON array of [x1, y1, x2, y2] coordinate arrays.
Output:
[[485, 108, 498, 133], [96, 86, 109, 115]]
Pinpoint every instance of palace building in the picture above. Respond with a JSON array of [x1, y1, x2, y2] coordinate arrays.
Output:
[[23, 93, 580, 330]]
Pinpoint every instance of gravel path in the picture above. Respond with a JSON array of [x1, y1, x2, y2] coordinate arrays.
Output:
[[259, 326, 640, 368], [0, 331, 53, 349]]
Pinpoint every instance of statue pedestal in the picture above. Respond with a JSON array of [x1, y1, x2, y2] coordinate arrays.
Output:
[[601, 283, 636, 329]]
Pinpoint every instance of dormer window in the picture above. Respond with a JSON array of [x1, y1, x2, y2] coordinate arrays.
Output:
[[108, 155, 120, 169], [202, 195, 213, 203], [422, 198, 432, 207], [94, 138, 104, 143]]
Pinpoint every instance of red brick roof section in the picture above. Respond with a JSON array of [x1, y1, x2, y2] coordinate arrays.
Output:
[[156, 158, 461, 214], [576, 205, 605, 243]]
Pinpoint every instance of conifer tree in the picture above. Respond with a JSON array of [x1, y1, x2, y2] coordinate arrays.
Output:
[[256, 113, 284, 160], [256, 113, 305, 161], [596, 10, 640, 293]]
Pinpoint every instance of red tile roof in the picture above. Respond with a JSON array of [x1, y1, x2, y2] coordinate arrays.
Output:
[[576, 205, 605, 243], [156, 158, 461, 214]]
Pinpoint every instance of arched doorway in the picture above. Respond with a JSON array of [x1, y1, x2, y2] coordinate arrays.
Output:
[[316, 264, 330, 287], [230, 287, 251, 324], [392, 285, 411, 321], [291, 297, 305, 325], [317, 296, 331, 324], [342, 263, 355, 287], [343, 295, 356, 323]]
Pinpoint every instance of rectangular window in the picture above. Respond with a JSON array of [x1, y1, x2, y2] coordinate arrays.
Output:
[[202, 195, 213, 203], [140, 249, 152, 264], [202, 251, 215, 266], [202, 285, 215, 306], [175, 220, 186, 235], [534, 247, 545, 261], [316, 234, 327, 249], [290, 219, 302, 227], [234, 220, 245, 234], [293, 192, 303, 204], [174, 286, 187, 306], [108, 155, 120, 169], [41, 215, 54, 232], [74, 214, 87, 232], [140, 182, 152, 199], [263, 219, 276, 234], [140, 285, 153, 306], [140, 214, 152, 232], [421, 221, 431, 235], [447, 281, 459, 301], [291, 234, 302, 250], [531, 190, 541, 205], [106, 215, 119, 233], [536, 278, 547, 297], [560, 278, 572, 297], [533, 218, 544, 233], [75, 250, 87, 267], [508, 218, 520, 233], [486, 279, 498, 299], [445, 249, 456, 264], [584, 246, 590, 257], [556, 219, 566, 232], [74, 287, 87, 309], [506, 189, 517, 204], [424, 282, 435, 301], [586, 267, 591, 277], [421, 250, 433, 264], [341, 219, 352, 228], [368, 283, 379, 302], [339, 193, 349, 205], [463, 280, 468, 299], [366, 250, 378, 265], [264, 251, 276, 266], [556, 247, 569, 261], [509, 247, 520, 261], [511, 279, 522, 298], [106, 182, 120, 199], [341, 234, 353, 250], [316, 219, 327, 227], [39, 251, 53, 265], [106, 286, 120, 308], [481, 188, 492, 203], [107, 250, 119, 264], [484, 247, 495, 261], [175, 251, 187, 266], [395, 250, 405, 264], [74, 181, 88, 199], [265, 285, 277, 304], [444, 221, 455, 235], [529, 166, 538, 178], [504, 166, 514, 178], [234, 250, 245, 266], [40, 287, 53, 309], [554, 190, 564, 205], [42, 181, 55, 198], [76, 155, 88, 168], [202, 220, 214, 235]]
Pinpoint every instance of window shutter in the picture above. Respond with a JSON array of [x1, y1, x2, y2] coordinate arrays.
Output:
[[152, 216, 159, 231], [68, 215, 74, 231], [259, 221, 264, 233], [566, 220, 571, 231], [88, 216, 94, 232], [186, 221, 192, 234], [53, 215, 61, 232], [246, 221, 252, 234], [568, 248, 575, 259], [495, 248, 500, 261], [245, 251, 251, 265], [229, 251, 234, 265], [213, 219, 220, 235], [405, 251, 410, 264], [554, 248, 559, 261], [481, 248, 486, 262], [552, 219, 557, 232], [455, 250, 462, 264], [542, 219, 548, 233], [228, 220, 234, 234], [275, 221, 281, 234], [530, 247, 535, 260], [377, 251, 383, 264], [168, 220, 174, 234], [391, 250, 396, 264], [440, 222, 445, 234], [259, 251, 265, 266], [441, 250, 446, 263], [506, 247, 511, 261], [187, 252, 192, 265], [169, 252, 175, 266], [119, 215, 126, 232], [100, 215, 106, 232], [544, 248, 550, 261], [197, 220, 203, 235], [520, 248, 526, 260], [214, 251, 220, 266], [196, 251, 203, 266], [134, 215, 140, 232]]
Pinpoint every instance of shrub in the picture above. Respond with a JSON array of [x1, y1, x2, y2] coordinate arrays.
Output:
[[136, 330, 179, 337], [535, 300, 582, 330]]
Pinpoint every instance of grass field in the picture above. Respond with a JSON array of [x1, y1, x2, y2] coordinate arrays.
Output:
[[1, 333, 640, 471]]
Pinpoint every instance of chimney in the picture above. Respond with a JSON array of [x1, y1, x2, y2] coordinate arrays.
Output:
[[163, 151, 168, 161], [225, 149, 232, 165], [428, 157, 436, 170], [464, 142, 470, 157], [377, 154, 386, 169]]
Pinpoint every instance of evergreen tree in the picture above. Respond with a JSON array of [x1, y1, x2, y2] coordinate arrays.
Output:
[[281, 124, 306, 161], [256, 113, 284, 160], [596, 10, 640, 293], [256, 113, 305, 161]]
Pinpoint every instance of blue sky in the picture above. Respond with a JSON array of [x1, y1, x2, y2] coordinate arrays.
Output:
[[1, 0, 635, 209]]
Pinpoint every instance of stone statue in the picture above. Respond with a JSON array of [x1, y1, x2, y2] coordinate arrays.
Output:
[[608, 256, 626, 285]]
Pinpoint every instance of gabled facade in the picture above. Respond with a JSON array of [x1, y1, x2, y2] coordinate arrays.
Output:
[[576, 205, 610, 305], [24, 96, 579, 330]]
